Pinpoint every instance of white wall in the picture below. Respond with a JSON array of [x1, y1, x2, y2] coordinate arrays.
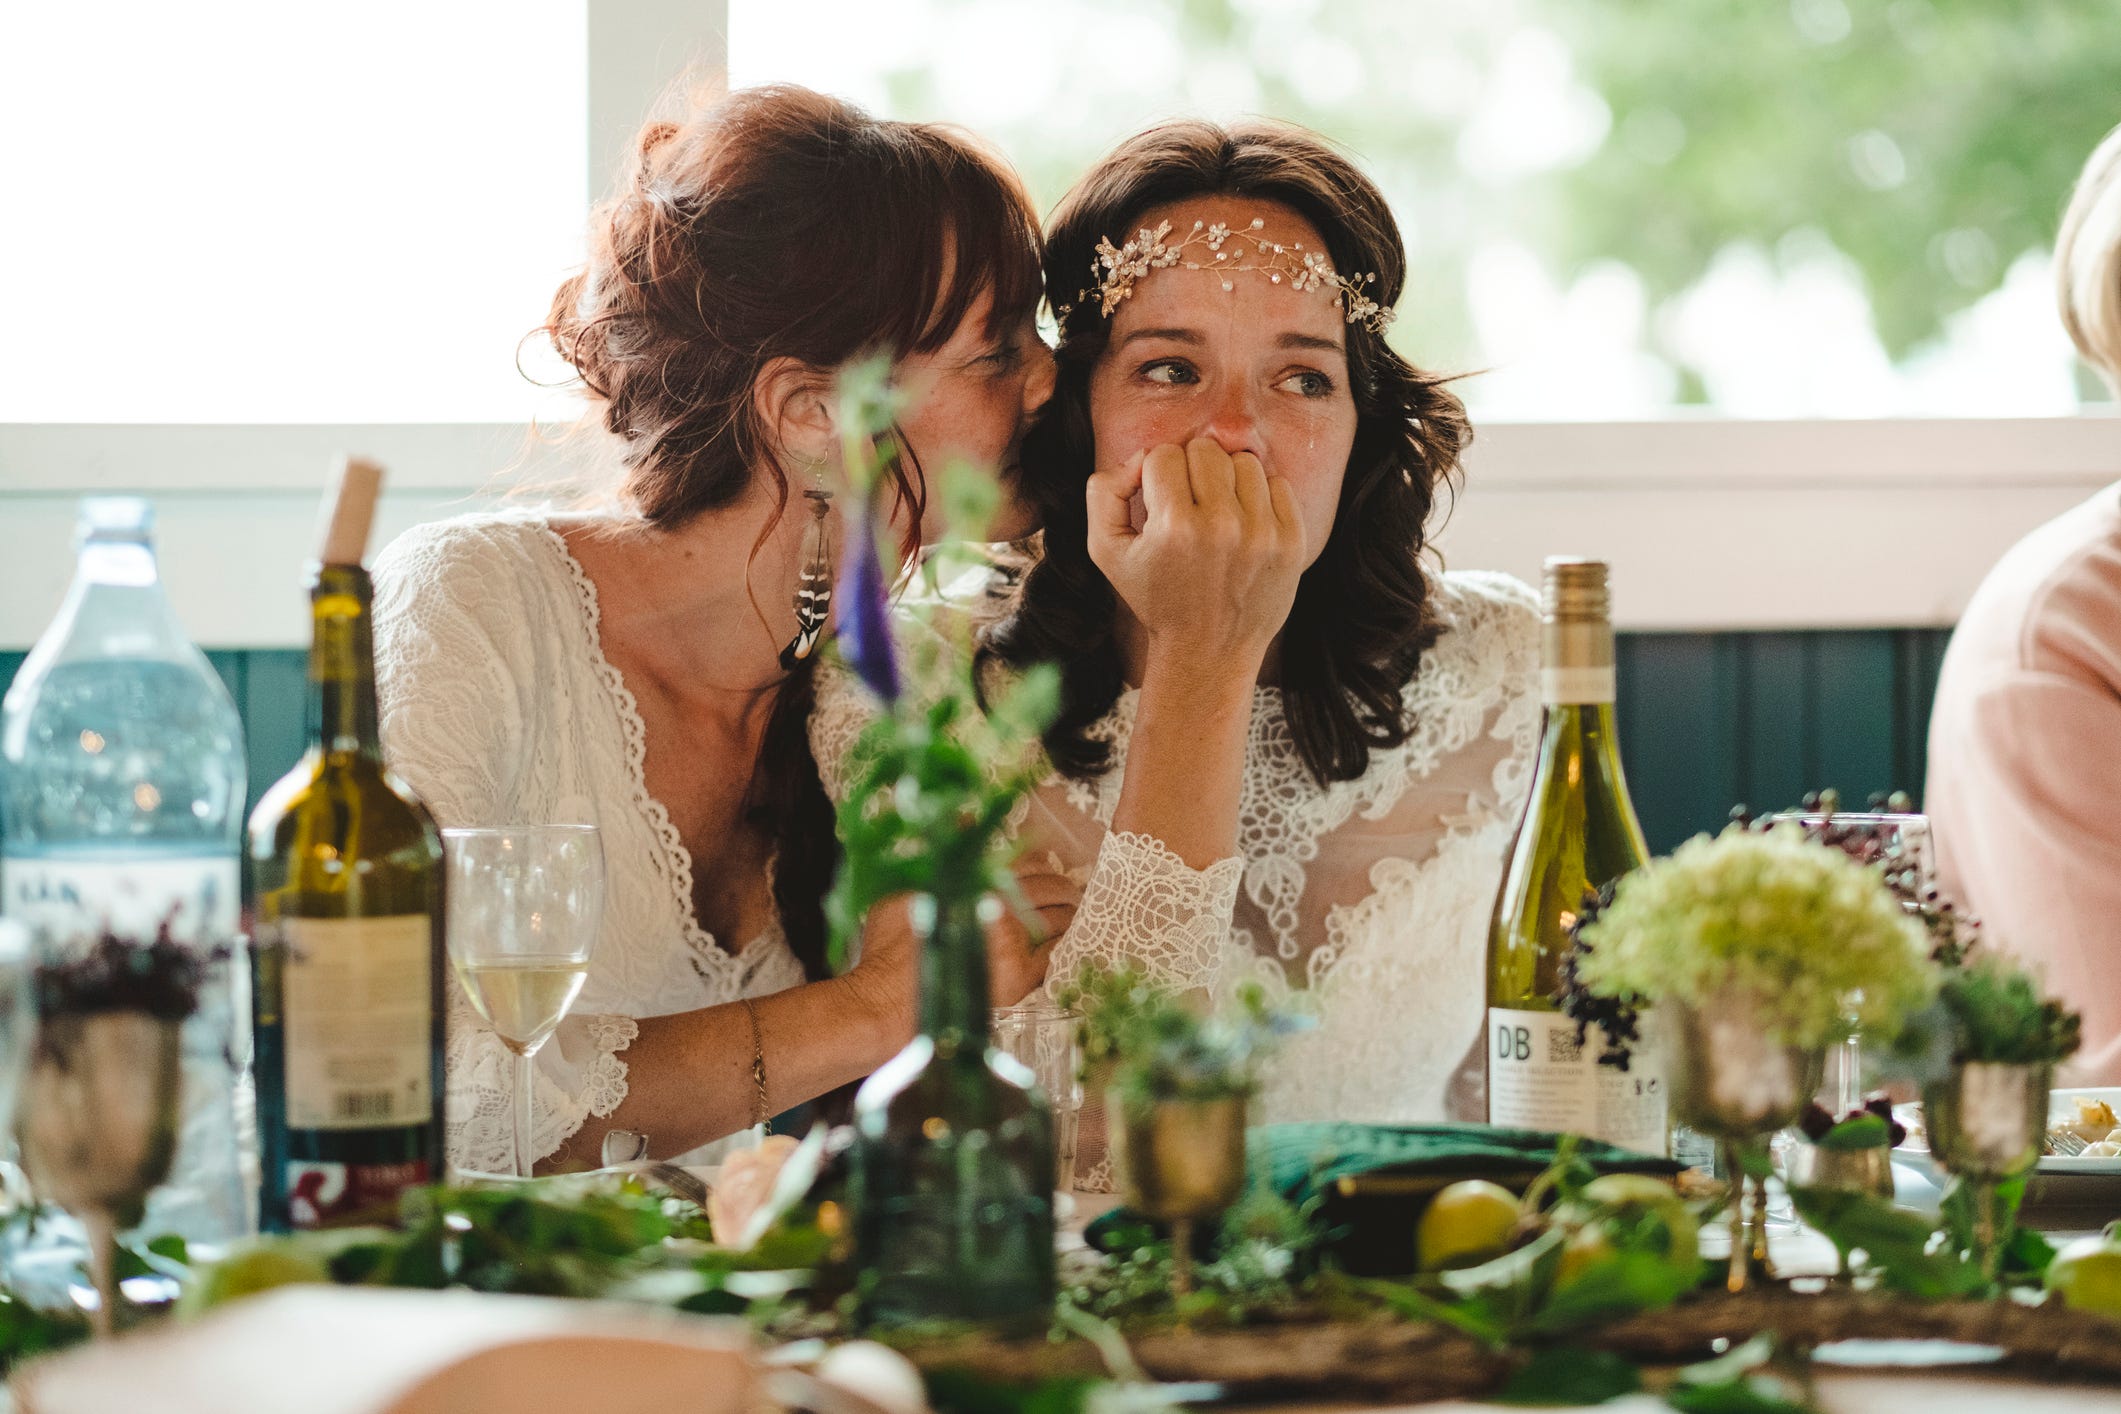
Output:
[[2, 415, 2114, 648]]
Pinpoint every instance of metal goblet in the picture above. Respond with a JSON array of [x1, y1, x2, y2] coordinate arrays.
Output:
[[1922, 1060, 2050, 1284], [1108, 1092, 1248, 1305], [18, 1012, 184, 1339], [1662, 988, 1826, 1293]]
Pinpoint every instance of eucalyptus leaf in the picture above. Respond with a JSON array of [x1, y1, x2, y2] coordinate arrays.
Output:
[[1787, 1186, 1984, 1299], [1522, 1249, 1700, 1336]]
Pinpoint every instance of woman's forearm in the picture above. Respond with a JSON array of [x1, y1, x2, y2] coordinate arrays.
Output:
[[555, 971, 907, 1167], [1111, 650, 1258, 868]]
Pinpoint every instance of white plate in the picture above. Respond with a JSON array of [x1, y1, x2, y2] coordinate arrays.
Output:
[[1894, 1086, 2121, 1177]]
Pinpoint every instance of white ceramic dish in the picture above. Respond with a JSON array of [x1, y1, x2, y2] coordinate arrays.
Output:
[[1894, 1085, 2121, 1179]]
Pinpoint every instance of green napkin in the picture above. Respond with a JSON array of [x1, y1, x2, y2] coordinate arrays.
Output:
[[1085, 1121, 1681, 1266], [1251, 1120, 1682, 1209]]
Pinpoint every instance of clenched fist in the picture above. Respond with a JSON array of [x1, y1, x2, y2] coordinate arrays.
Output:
[[1085, 437, 1306, 679]]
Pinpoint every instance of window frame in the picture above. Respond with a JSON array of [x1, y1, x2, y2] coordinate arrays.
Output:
[[3, 3, 2116, 646]]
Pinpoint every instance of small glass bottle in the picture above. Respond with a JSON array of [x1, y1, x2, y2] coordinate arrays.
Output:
[[849, 893, 1054, 1329]]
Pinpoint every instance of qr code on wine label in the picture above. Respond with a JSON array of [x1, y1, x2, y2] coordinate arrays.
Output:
[[1546, 1027, 1585, 1065]]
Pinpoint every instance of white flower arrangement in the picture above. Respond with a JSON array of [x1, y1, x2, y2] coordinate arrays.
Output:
[[1575, 824, 1937, 1051]]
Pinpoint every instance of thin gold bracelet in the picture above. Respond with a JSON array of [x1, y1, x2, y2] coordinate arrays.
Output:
[[742, 996, 771, 1135]]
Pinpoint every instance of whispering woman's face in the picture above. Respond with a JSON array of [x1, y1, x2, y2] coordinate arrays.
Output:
[[1085, 196, 1360, 569]]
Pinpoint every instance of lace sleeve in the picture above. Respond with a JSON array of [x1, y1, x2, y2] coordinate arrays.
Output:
[[1041, 830, 1243, 994], [371, 519, 637, 1172]]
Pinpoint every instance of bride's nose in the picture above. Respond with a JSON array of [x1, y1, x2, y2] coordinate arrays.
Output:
[[1199, 378, 1261, 460]]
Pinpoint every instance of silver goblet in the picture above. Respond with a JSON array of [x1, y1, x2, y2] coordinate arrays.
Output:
[[1922, 1060, 2050, 1283], [1663, 988, 1826, 1293], [19, 1012, 184, 1339]]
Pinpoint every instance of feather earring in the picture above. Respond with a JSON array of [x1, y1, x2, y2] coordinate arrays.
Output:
[[779, 485, 834, 670]]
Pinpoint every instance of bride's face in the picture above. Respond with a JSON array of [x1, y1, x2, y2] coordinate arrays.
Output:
[[1086, 197, 1360, 567]]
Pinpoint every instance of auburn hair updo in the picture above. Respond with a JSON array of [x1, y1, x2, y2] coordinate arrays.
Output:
[[543, 84, 1043, 980]]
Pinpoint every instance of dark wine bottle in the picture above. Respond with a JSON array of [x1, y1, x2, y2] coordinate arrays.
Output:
[[249, 458, 444, 1230]]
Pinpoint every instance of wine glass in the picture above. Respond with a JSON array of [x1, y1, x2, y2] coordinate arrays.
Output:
[[442, 826, 605, 1178]]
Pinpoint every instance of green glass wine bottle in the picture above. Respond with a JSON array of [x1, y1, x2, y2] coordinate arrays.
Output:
[[249, 458, 446, 1230], [1486, 557, 1667, 1155], [849, 892, 1054, 1330]]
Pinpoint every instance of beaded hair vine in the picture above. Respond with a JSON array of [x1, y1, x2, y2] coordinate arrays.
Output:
[[1058, 217, 1394, 334]]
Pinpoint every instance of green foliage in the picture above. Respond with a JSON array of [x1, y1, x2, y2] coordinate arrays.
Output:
[[1495, 1346, 1642, 1406], [824, 675, 1058, 971], [1936, 954, 2082, 1066], [1054, 963, 1297, 1111], [1785, 1185, 1984, 1300], [1665, 1335, 1821, 1414], [1543, 0, 2121, 364], [1811, 1114, 1891, 1152], [820, 357, 1061, 971]]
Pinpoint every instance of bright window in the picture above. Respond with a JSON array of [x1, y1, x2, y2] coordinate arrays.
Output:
[[730, 0, 2117, 420], [0, 1, 588, 423]]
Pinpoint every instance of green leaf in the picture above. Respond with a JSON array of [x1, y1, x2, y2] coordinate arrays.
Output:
[[1786, 1187, 1983, 1299], [1494, 1347, 1642, 1405], [1812, 1115, 1890, 1152], [1734, 1142, 1775, 1181], [922, 1367, 1104, 1414], [1665, 1378, 1818, 1414], [1523, 1249, 1701, 1336]]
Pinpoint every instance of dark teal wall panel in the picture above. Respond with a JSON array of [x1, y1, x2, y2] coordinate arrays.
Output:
[[0, 633, 1960, 858]]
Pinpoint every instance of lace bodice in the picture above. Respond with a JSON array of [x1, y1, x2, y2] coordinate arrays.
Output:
[[810, 569, 1540, 1145], [372, 514, 806, 1173]]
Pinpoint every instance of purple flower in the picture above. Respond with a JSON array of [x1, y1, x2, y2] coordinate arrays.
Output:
[[836, 521, 898, 704]]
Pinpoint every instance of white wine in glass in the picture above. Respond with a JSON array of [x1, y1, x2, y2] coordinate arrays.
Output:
[[453, 958, 591, 1056], [442, 825, 604, 1178]]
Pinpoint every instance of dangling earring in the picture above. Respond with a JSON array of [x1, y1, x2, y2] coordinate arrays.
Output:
[[779, 477, 834, 670]]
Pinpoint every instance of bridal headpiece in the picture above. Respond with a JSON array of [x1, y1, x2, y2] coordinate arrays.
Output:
[[1062, 217, 1394, 335]]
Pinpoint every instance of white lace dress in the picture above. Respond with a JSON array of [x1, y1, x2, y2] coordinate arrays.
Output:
[[372, 513, 808, 1173], [810, 570, 1540, 1175]]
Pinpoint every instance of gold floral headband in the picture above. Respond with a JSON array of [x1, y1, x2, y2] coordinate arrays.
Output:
[[1058, 217, 1394, 334]]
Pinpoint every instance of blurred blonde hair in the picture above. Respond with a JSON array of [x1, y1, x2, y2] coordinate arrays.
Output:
[[2058, 122, 2121, 390]]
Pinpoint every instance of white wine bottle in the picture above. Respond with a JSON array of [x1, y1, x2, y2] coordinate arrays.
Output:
[[249, 459, 445, 1230], [1486, 557, 1666, 1155]]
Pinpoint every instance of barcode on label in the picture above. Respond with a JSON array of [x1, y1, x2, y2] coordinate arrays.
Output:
[[335, 1091, 396, 1121]]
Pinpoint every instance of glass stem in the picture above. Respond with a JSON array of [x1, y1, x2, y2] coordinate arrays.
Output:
[[85, 1209, 117, 1341], [1171, 1216, 1196, 1302], [1721, 1141, 1747, 1294], [1978, 1181, 2001, 1284], [514, 1051, 536, 1179]]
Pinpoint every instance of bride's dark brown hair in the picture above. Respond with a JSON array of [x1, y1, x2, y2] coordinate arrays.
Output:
[[981, 118, 1470, 787], [544, 84, 1041, 979]]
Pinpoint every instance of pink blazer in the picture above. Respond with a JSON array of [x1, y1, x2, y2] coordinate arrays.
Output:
[[1928, 484, 2121, 1081]]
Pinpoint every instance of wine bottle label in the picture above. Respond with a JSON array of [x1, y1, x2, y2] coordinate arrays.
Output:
[[1487, 1007, 1667, 1156], [281, 915, 433, 1131], [1541, 666, 1617, 705], [284, 1159, 432, 1230]]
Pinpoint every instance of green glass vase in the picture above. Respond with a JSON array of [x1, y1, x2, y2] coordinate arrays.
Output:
[[850, 892, 1054, 1330]]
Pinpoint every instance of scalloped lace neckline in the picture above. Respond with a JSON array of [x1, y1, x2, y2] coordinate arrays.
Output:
[[532, 519, 761, 980]]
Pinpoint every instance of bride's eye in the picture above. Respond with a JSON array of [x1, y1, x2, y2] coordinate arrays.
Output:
[[1279, 370, 1337, 399], [1140, 359, 1197, 387]]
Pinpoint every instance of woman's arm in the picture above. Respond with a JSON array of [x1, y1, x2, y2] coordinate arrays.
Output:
[[1037, 439, 1302, 993]]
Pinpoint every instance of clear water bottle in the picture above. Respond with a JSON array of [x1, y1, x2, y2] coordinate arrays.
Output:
[[0, 497, 255, 1245]]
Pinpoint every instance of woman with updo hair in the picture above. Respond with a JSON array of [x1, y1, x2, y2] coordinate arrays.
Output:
[[372, 84, 1065, 1174], [1927, 121, 2121, 1082], [813, 118, 1540, 1184]]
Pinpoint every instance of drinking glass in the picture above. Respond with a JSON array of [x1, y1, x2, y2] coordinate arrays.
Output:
[[442, 826, 605, 1178], [1767, 811, 1933, 1115], [992, 1003, 1081, 1190]]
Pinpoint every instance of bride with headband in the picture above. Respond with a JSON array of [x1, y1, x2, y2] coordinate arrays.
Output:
[[814, 117, 1541, 1185]]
